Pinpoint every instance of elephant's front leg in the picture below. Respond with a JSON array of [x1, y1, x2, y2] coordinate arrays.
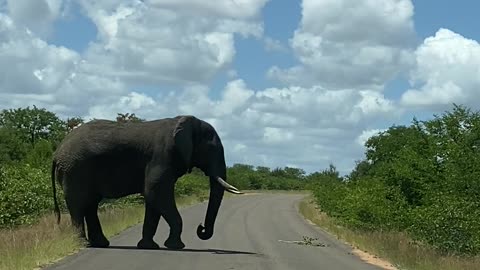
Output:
[[137, 203, 161, 249], [160, 186, 185, 250], [137, 180, 184, 249]]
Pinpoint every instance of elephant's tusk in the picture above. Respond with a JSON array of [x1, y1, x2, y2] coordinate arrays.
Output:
[[226, 188, 243, 194], [216, 176, 243, 194], [216, 176, 239, 191]]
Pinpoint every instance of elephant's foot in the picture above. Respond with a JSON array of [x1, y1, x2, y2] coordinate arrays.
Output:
[[87, 236, 110, 248], [137, 238, 160, 250], [164, 236, 185, 250]]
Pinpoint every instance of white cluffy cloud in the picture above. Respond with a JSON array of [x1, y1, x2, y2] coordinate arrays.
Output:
[[0, 0, 268, 117], [356, 129, 386, 147], [401, 28, 480, 108], [5, 0, 65, 37], [145, 0, 269, 19], [0, 12, 88, 114], [78, 0, 266, 85], [268, 0, 416, 90]]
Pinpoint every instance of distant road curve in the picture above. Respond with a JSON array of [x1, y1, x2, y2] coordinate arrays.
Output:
[[45, 193, 384, 270]]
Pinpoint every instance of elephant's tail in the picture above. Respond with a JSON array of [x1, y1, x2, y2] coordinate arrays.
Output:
[[51, 160, 61, 224]]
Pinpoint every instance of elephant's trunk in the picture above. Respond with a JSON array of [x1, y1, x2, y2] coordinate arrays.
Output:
[[197, 175, 225, 240]]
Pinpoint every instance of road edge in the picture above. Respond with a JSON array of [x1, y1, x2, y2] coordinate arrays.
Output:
[[295, 194, 398, 270]]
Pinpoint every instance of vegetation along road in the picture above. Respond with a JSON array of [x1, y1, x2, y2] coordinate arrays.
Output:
[[44, 193, 382, 270]]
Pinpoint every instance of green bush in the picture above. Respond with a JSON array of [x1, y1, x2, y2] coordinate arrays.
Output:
[[310, 104, 480, 256], [310, 178, 348, 219], [226, 164, 308, 191], [24, 139, 54, 168], [175, 173, 209, 197], [410, 196, 480, 255], [0, 128, 29, 164], [342, 178, 409, 230], [0, 164, 55, 226]]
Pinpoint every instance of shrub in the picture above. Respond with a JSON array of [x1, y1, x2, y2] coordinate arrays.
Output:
[[342, 178, 410, 230], [309, 104, 480, 255], [175, 173, 209, 197], [0, 164, 54, 227], [410, 196, 480, 255]]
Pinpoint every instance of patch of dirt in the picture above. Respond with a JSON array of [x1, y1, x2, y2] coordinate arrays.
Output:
[[351, 248, 398, 270]]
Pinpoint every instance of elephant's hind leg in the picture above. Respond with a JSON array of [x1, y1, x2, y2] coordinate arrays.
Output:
[[70, 211, 86, 240], [65, 200, 87, 243], [85, 200, 109, 248]]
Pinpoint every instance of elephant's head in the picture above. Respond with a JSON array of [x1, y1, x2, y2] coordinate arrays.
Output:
[[173, 115, 242, 240]]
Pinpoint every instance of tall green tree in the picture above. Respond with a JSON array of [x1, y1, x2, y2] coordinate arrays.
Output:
[[0, 106, 67, 147], [0, 127, 28, 164], [420, 104, 480, 200], [347, 160, 372, 181]]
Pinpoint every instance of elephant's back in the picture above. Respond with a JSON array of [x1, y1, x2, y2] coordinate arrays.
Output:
[[53, 118, 177, 171]]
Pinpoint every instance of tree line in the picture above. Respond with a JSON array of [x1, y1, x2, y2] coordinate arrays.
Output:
[[311, 104, 480, 255]]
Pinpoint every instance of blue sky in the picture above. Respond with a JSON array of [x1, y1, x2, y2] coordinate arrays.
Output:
[[414, 1, 479, 40], [1, 0, 479, 173], [51, 1, 96, 53]]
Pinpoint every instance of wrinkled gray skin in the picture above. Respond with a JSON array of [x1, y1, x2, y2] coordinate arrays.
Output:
[[51, 115, 242, 250]]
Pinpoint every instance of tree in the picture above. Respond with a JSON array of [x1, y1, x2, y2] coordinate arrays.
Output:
[[116, 113, 144, 123], [25, 139, 54, 168], [282, 167, 306, 179], [347, 160, 372, 181], [0, 106, 67, 147], [230, 164, 255, 173], [420, 104, 480, 200], [364, 125, 426, 165], [321, 164, 341, 179], [255, 166, 271, 175], [66, 117, 84, 132], [0, 127, 28, 164]]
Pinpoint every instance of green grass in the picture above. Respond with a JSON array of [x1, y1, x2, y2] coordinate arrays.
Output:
[[0, 193, 209, 270], [299, 195, 480, 270]]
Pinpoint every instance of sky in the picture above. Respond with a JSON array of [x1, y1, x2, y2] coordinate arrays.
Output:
[[1, 0, 479, 175]]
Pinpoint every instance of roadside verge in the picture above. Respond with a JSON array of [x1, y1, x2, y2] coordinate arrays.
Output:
[[298, 194, 397, 270], [0, 193, 209, 270], [298, 194, 480, 270]]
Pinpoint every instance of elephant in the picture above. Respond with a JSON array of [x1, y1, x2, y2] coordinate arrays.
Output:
[[51, 115, 243, 250]]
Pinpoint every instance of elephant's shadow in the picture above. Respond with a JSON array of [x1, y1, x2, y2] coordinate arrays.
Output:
[[104, 245, 259, 255]]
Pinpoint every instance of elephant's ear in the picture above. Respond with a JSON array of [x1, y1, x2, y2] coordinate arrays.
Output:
[[173, 116, 196, 168]]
